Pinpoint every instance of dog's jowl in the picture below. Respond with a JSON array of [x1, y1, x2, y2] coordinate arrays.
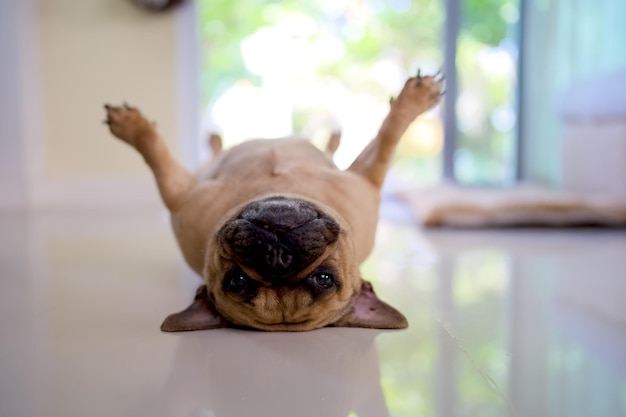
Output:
[[104, 73, 443, 332]]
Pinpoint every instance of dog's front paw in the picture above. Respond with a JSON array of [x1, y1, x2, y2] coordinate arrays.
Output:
[[104, 103, 156, 148], [390, 71, 444, 121]]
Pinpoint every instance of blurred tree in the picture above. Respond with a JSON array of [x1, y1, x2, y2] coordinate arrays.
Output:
[[197, 0, 519, 183]]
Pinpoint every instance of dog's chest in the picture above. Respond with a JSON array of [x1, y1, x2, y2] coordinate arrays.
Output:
[[208, 140, 331, 181], [226, 146, 330, 181], [268, 149, 297, 177]]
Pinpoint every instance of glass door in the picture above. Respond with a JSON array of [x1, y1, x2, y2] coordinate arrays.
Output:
[[197, 0, 520, 187]]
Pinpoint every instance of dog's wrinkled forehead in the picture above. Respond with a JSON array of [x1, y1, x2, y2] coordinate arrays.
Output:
[[217, 196, 340, 280]]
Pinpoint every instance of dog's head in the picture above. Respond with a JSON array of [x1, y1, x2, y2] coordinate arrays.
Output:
[[161, 196, 407, 332]]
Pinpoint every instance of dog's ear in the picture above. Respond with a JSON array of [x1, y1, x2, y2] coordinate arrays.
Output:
[[161, 285, 230, 332], [331, 280, 408, 330]]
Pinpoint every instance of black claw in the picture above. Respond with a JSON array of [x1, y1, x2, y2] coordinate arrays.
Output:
[[433, 69, 442, 78], [416, 68, 422, 78], [123, 101, 131, 109], [104, 104, 111, 110], [389, 96, 395, 105], [103, 119, 110, 124]]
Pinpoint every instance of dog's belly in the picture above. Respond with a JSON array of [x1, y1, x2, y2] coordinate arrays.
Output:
[[172, 138, 381, 275], [197, 138, 335, 181]]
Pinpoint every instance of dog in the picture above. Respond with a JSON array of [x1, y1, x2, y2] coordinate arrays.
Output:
[[104, 72, 443, 332]]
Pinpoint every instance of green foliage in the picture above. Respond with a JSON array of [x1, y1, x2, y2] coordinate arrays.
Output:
[[198, 0, 445, 104], [197, 0, 519, 183], [462, 0, 517, 45]]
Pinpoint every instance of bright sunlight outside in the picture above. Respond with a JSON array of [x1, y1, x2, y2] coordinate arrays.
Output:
[[197, 0, 519, 186]]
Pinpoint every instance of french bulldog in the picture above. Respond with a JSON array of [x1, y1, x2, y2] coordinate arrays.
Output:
[[103, 72, 443, 332]]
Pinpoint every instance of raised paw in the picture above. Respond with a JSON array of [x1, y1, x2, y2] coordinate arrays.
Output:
[[103, 103, 156, 149], [390, 70, 444, 121]]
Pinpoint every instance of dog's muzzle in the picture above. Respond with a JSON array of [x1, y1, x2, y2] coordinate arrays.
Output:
[[217, 197, 340, 280]]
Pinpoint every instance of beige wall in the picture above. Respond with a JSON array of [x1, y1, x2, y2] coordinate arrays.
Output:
[[38, 0, 181, 178], [0, 0, 197, 210]]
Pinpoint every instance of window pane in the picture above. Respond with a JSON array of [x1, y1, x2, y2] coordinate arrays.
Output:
[[455, 0, 520, 185], [198, 0, 444, 186]]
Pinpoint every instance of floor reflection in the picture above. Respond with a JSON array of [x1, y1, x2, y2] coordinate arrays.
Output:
[[368, 226, 626, 417], [166, 328, 390, 417], [0, 213, 625, 417]]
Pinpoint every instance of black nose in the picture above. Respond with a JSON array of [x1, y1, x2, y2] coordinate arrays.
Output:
[[218, 197, 340, 279]]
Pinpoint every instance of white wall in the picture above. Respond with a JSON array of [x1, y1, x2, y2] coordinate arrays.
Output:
[[520, 0, 626, 186], [0, 0, 198, 211]]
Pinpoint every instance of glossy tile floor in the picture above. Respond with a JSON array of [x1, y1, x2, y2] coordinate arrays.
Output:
[[1, 210, 625, 417]]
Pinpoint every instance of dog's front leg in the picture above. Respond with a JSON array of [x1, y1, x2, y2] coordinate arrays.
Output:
[[349, 73, 443, 188], [104, 104, 196, 211]]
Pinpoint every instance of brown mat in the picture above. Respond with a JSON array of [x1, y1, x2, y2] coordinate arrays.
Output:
[[395, 183, 626, 227]]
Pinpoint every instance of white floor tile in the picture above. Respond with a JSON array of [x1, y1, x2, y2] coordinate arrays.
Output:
[[0, 212, 624, 417]]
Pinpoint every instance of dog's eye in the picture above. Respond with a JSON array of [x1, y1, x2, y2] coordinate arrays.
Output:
[[229, 275, 248, 290], [224, 270, 251, 293], [223, 269, 259, 303], [309, 272, 335, 289]]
